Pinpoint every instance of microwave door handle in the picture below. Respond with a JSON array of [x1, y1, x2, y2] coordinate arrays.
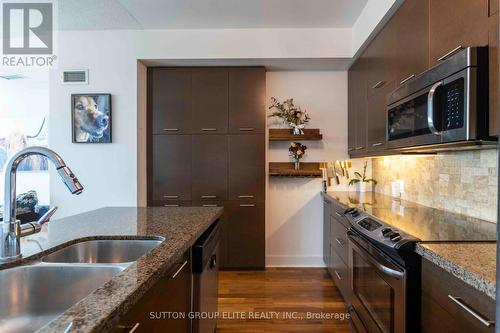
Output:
[[427, 81, 444, 135]]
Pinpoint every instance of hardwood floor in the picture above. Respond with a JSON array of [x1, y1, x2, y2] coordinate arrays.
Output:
[[217, 268, 350, 332]]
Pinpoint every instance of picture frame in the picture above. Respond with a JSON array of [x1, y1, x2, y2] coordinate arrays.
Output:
[[71, 93, 112, 143]]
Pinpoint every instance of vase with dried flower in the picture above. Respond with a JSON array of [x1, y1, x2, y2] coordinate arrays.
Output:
[[268, 97, 310, 135], [289, 142, 307, 170], [348, 161, 377, 192]]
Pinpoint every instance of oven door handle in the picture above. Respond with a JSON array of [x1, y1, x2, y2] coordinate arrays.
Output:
[[348, 232, 405, 279], [427, 81, 444, 135]]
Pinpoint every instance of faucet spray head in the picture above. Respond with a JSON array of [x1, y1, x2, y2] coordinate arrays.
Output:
[[57, 166, 84, 195]]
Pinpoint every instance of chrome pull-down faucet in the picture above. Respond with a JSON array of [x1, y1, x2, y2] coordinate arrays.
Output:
[[1, 146, 83, 262]]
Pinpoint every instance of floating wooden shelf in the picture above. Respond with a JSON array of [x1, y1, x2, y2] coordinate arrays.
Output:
[[269, 129, 323, 141], [269, 162, 322, 178]]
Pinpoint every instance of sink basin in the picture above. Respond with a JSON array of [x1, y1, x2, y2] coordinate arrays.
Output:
[[42, 239, 163, 264], [0, 264, 124, 333]]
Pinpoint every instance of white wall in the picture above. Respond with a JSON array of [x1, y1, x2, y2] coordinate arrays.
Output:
[[266, 71, 349, 267], [49, 28, 354, 218]]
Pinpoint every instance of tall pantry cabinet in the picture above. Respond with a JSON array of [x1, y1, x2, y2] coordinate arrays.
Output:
[[147, 67, 266, 269]]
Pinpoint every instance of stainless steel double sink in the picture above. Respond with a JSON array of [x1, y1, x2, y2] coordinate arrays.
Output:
[[0, 238, 163, 333]]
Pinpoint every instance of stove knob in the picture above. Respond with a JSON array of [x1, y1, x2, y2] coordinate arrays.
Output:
[[351, 210, 360, 217], [381, 228, 392, 237], [390, 233, 401, 242]]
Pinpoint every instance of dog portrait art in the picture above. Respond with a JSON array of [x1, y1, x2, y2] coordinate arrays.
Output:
[[72, 94, 112, 143]]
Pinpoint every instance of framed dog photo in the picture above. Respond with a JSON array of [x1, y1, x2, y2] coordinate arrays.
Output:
[[71, 94, 112, 143]]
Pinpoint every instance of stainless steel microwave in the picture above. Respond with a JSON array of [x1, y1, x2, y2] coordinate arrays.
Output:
[[386, 47, 495, 151]]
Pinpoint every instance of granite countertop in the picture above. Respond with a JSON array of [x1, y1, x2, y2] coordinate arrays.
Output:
[[416, 243, 496, 299], [1, 206, 223, 333]]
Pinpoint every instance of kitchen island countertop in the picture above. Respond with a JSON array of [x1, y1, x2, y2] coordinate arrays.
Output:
[[1, 206, 223, 333]]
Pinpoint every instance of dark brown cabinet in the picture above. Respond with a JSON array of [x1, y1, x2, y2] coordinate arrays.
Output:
[[228, 135, 265, 201], [349, 59, 368, 155], [323, 198, 331, 265], [429, 0, 489, 66], [421, 258, 495, 333], [393, 0, 429, 86], [366, 80, 395, 151], [192, 69, 228, 133], [151, 135, 192, 204], [228, 68, 266, 134], [489, 12, 499, 136], [148, 67, 265, 269], [192, 135, 228, 201], [150, 68, 192, 134], [225, 201, 265, 268], [114, 252, 191, 333]]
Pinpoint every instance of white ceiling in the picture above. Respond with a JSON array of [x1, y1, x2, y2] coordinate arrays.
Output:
[[59, 0, 368, 30]]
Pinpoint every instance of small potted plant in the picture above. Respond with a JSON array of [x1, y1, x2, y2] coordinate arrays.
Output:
[[348, 161, 377, 192], [289, 142, 307, 170], [268, 97, 310, 135]]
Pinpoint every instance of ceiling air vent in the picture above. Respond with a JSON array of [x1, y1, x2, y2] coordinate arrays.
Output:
[[61, 69, 88, 85]]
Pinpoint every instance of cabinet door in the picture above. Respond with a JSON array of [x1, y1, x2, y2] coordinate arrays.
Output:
[[151, 135, 191, 203], [393, 0, 429, 86], [225, 201, 265, 268], [114, 252, 191, 333], [150, 68, 192, 134], [228, 68, 266, 134], [351, 59, 368, 155], [366, 80, 395, 151], [192, 69, 228, 134], [323, 199, 331, 265], [429, 0, 489, 65], [489, 12, 499, 136], [348, 70, 357, 154], [192, 135, 228, 200], [228, 135, 265, 201]]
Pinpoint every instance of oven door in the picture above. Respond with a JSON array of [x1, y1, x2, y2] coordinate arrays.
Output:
[[348, 231, 406, 333], [387, 68, 470, 149]]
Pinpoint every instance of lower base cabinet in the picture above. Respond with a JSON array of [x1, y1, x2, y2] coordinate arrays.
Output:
[[113, 251, 191, 333], [421, 258, 495, 333], [224, 201, 265, 269]]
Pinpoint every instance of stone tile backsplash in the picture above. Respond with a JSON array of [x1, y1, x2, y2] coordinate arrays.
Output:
[[371, 149, 498, 222]]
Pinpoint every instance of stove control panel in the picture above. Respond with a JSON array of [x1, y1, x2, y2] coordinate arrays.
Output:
[[343, 208, 419, 250]]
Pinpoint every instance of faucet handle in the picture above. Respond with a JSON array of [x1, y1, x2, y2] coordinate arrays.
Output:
[[19, 206, 58, 238], [37, 206, 58, 225]]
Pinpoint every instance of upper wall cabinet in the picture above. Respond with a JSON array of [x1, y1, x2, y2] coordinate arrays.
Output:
[[348, 58, 368, 156], [192, 69, 229, 134], [150, 68, 192, 134], [429, 0, 489, 65], [393, 0, 429, 87], [228, 68, 266, 134]]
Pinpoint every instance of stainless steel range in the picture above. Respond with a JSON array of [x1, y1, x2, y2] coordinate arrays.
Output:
[[344, 208, 421, 333]]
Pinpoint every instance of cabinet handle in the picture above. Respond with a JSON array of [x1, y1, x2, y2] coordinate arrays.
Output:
[[347, 148, 355, 152], [334, 270, 343, 280], [448, 295, 495, 327], [335, 212, 343, 218], [399, 74, 415, 85], [164, 204, 179, 207], [162, 128, 179, 132], [163, 195, 179, 199], [335, 238, 345, 247], [372, 142, 384, 147], [116, 323, 140, 333], [355, 147, 364, 150], [438, 45, 463, 61], [240, 204, 255, 207], [371, 80, 386, 89], [202, 204, 217, 207], [238, 195, 254, 199], [201, 195, 217, 199], [210, 254, 217, 268], [171, 260, 189, 279], [239, 127, 254, 131], [201, 128, 217, 131]]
